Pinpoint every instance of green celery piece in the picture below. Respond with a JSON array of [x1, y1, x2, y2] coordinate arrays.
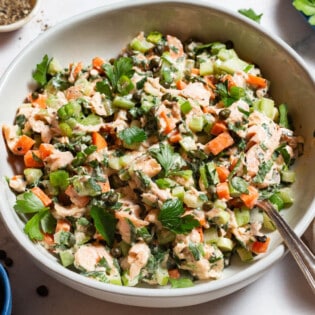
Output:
[[293, 0, 315, 16]]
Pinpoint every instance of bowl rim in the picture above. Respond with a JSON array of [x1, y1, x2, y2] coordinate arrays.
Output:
[[0, 0, 314, 303], [0, 263, 12, 315], [0, 0, 42, 33]]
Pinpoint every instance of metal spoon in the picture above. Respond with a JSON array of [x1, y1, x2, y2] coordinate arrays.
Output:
[[256, 200, 315, 294]]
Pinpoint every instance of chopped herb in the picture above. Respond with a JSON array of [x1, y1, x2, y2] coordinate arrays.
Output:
[[238, 8, 263, 23], [253, 160, 274, 183], [14, 191, 47, 213], [32, 54, 51, 87], [118, 126, 147, 145]]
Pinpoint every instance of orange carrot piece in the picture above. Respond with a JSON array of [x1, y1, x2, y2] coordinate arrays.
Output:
[[39, 143, 54, 159], [176, 79, 187, 90], [12, 135, 35, 155], [43, 233, 55, 246], [206, 132, 234, 156], [92, 131, 107, 150], [169, 132, 182, 143], [196, 226, 204, 241], [24, 150, 43, 168], [55, 219, 71, 233], [72, 61, 83, 79], [246, 74, 267, 89], [92, 57, 105, 71], [191, 68, 200, 75], [252, 237, 270, 254], [216, 182, 231, 200], [160, 111, 176, 135], [210, 121, 228, 136], [31, 186, 52, 207], [204, 75, 216, 90], [222, 74, 236, 90], [240, 185, 259, 209], [168, 268, 180, 279], [216, 165, 230, 182]]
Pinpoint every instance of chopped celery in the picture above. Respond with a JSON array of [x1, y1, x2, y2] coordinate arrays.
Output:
[[281, 169, 296, 183], [262, 212, 276, 231], [234, 207, 250, 226], [188, 116, 204, 132], [204, 227, 219, 244], [24, 168, 43, 185], [183, 190, 204, 208], [171, 186, 185, 200], [212, 210, 230, 225], [156, 266, 169, 286], [199, 61, 214, 76], [147, 31, 163, 44], [217, 237, 234, 251], [49, 170, 69, 190], [278, 187, 294, 205], [113, 96, 135, 109], [217, 58, 249, 74], [179, 136, 197, 151], [130, 37, 154, 53], [157, 228, 176, 245], [279, 103, 289, 128], [180, 100, 192, 114], [269, 192, 285, 211], [59, 122, 73, 137], [236, 247, 253, 262], [217, 48, 238, 61], [253, 97, 276, 119], [59, 250, 74, 267]]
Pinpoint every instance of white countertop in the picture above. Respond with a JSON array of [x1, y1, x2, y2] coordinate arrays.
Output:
[[0, 1, 314, 314]]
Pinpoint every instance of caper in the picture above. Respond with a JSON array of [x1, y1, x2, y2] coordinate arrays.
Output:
[[110, 247, 122, 258], [202, 201, 214, 211], [149, 57, 160, 72], [132, 90, 142, 103], [31, 91, 39, 100], [153, 44, 164, 56], [225, 40, 234, 49], [219, 108, 231, 120], [105, 191, 119, 206], [109, 174, 126, 189]]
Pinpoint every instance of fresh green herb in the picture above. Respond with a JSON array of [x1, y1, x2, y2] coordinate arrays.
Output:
[[230, 176, 249, 194], [40, 211, 57, 234], [32, 54, 51, 87], [149, 143, 186, 177], [24, 210, 48, 241], [158, 198, 200, 234], [253, 160, 274, 183], [14, 191, 48, 213], [293, 0, 315, 26], [118, 126, 147, 145], [278, 103, 290, 129], [215, 82, 239, 107], [49, 170, 69, 190], [238, 8, 263, 23], [90, 206, 117, 246], [96, 79, 112, 98]]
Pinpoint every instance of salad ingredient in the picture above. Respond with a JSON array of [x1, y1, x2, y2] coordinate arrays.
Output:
[[3, 31, 302, 288]]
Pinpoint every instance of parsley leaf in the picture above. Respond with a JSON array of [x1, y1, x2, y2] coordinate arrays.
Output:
[[215, 82, 238, 107], [24, 210, 48, 241], [238, 8, 263, 23], [14, 191, 47, 213], [158, 198, 200, 234], [149, 143, 185, 177], [102, 57, 134, 94], [90, 206, 117, 246], [32, 54, 51, 87], [118, 126, 147, 145], [253, 160, 274, 183]]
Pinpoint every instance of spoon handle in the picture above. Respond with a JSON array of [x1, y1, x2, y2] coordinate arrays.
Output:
[[256, 200, 315, 294]]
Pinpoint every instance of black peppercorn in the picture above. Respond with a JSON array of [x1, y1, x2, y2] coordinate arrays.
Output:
[[36, 285, 49, 297]]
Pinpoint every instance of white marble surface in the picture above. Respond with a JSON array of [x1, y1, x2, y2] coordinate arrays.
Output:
[[0, 1, 314, 314]]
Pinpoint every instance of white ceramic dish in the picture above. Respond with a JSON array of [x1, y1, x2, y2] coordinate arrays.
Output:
[[0, 0, 41, 32], [0, 0, 314, 308]]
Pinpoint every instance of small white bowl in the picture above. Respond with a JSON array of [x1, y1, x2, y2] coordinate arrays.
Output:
[[0, 0, 41, 32]]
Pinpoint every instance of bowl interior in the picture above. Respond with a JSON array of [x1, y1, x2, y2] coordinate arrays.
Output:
[[0, 0, 314, 307]]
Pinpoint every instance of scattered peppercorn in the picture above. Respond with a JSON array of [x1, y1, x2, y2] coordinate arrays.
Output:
[[0, 249, 7, 260], [4, 257, 13, 267], [36, 285, 49, 297]]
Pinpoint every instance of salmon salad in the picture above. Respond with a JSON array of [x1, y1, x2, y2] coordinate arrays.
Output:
[[3, 31, 303, 288]]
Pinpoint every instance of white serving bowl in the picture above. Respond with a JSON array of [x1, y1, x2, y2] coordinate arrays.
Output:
[[0, 0, 314, 308], [0, 0, 41, 32]]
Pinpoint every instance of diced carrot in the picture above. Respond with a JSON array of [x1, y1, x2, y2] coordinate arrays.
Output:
[[169, 132, 182, 143], [39, 143, 54, 159], [246, 74, 267, 89], [168, 268, 180, 279], [92, 57, 105, 71], [206, 132, 234, 156], [160, 111, 176, 135], [216, 165, 230, 182], [216, 182, 231, 200], [92, 131, 107, 150], [24, 150, 44, 168], [191, 68, 200, 75], [210, 121, 228, 136], [176, 79, 187, 90], [252, 236, 270, 254], [30, 93, 47, 109], [97, 180, 111, 193], [64, 185, 90, 207], [31, 186, 52, 207], [166, 35, 184, 59], [204, 75, 216, 90], [196, 226, 204, 241], [43, 233, 55, 246], [12, 135, 35, 155], [55, 219, 71, 233], [240, 185, 259, 209]]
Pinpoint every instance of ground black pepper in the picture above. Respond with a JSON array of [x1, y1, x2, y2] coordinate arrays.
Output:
[[4, 257, 13, 267], [0, 250, 7, 260], [0, 0, 33, 25]]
